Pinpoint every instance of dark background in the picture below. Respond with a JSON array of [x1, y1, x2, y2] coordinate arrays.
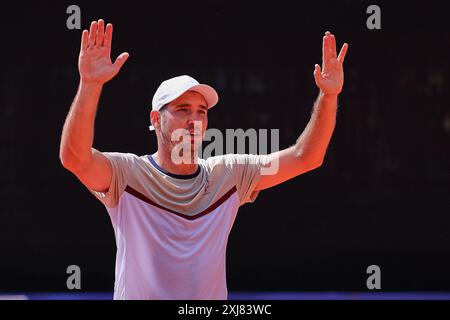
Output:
[[0, 0, 449, 292]]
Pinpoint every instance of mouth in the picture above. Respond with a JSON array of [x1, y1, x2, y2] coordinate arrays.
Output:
[[188, 130, 202, 136]]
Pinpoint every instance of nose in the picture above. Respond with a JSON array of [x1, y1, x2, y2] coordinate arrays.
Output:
[[187, 118, 203, 132]]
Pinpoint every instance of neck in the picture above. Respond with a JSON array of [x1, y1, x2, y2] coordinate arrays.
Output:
[[152, 149, 199, 176]]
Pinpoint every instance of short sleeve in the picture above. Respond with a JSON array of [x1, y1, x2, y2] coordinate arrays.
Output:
[[223, 153, 270, 206], [88, 152, 137, 208]]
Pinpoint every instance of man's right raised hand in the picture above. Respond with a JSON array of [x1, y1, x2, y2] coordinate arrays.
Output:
[[79, 19, 129, 85]]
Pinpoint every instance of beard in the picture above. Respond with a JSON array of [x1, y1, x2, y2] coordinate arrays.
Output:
[[161, 127, 202, 165]]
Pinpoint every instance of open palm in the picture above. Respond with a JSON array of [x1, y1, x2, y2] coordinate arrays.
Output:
[[79, 19, 129, 84], [314, 31, 348, 95]]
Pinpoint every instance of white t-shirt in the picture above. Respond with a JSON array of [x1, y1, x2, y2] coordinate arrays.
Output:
[[88, 153, 269, 300]]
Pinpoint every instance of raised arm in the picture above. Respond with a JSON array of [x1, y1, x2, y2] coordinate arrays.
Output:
[[59, 19, 129, 192], [255, 31, 348, 191]]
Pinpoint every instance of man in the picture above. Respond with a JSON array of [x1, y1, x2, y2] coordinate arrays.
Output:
[[59, 19, 348, 300]]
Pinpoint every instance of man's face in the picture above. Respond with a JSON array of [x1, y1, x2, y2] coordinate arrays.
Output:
[[152, 90, 209, 160]]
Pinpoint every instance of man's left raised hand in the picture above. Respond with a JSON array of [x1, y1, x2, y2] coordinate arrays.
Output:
[[313, 31, 348, 96]]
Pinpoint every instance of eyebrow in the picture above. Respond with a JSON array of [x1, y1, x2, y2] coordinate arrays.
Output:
[[175, 103, 208, 110]]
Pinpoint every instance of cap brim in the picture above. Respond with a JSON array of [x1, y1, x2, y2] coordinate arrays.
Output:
[[188, 84, 219, 109]]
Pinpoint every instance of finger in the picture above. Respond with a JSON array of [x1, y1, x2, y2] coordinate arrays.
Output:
[[314, 63, 322, 75], [80, 29, 89, 51], [88, 21, 98, 48], [104, 23, 113, 49], [313, 64, 323, 86], [113, 52, 130, 71], [330, 34, 337, 58], [325, 32, 334, 59], [322, 34, 327, 63], [337, 43, 349, 64], [322, 32, 333, 70], [96, 19, 105, 47]]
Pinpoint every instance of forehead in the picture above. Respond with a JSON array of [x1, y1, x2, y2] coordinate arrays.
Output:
[[168, 91, 207, 107]]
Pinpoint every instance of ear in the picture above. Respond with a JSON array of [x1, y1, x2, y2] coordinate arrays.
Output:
[[150, 110, 160, 130]]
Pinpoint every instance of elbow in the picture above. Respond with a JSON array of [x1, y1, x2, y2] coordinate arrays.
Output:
[[308, 159, 323, 171], [59, 150, 77, 172], [303, 156, 324, 171], [59, 148, 89, 173], [293, 147, 325, 171]]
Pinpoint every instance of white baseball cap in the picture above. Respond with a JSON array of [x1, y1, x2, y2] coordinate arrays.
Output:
[[149, 75, 219, 131]]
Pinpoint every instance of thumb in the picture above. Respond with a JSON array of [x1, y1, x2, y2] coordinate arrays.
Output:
[[113, 52, 130, 71], [313, 64, 323, 86]]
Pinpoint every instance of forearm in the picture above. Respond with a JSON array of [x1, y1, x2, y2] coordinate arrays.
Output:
[[59, 81, 103, 171], [293, 92, 338, 166]]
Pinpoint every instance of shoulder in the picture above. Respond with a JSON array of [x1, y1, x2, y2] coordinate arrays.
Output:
[[102, 152, 144, 168], [102, 151, 140, 159], [202, 154, 267, 167], [200, 154, 265, 176], [200, 154, 241, 169]]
